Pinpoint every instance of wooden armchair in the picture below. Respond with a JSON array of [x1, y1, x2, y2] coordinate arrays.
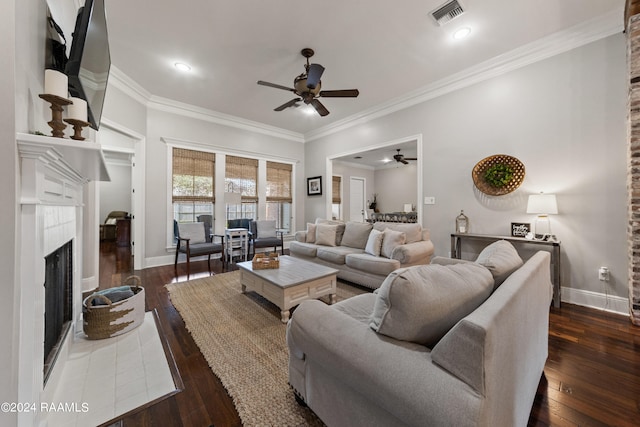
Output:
[[249, 220, 284, 257], [174, 220, 225, 278]]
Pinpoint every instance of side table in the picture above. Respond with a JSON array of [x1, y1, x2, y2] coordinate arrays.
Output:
[[225, 228, 249, 263], [451, 233, 561, 308]]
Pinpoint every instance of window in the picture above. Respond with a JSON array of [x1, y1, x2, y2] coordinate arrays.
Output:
[[225, 156, 258, 221], [172, 148, 215, 225], [266, 161, 292, 230], [332, 175, 341, 220]]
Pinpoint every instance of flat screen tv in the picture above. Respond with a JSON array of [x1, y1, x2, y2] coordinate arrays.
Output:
[[65, 0, 110, 130]]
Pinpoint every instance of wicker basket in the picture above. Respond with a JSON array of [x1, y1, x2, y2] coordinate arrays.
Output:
[[82, 275, 145, 340], [472, 154, 525, 196], [252, 253, 280, 269]]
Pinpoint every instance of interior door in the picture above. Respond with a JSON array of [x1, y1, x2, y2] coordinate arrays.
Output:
[[349, 177, 365, 222]]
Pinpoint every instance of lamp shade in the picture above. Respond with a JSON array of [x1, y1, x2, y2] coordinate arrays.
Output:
[[526, 193, 558, 215], [224, 192, 242, 205]]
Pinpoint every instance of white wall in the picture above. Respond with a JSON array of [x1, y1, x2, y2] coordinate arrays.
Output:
[[100, 162, 132, 221], [2, 0, 18, 420], [374, 163, 417, 213], [306, 34, 627, 306]]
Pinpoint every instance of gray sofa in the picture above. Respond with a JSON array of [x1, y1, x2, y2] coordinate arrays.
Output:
[[289, 220, 435, 289], [287, 241, 553, 427]]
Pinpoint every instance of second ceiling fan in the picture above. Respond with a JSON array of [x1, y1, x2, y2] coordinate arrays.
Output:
[[393, 149, 417, 165], [257, 48, 359, 117]]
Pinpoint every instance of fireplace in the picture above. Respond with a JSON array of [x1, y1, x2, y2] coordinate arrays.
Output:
[[16, 133, 109, 426], [43, 240, 73, 385]]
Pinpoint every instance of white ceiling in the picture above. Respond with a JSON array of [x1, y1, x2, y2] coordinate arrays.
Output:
[[104, 0, 623, 139]]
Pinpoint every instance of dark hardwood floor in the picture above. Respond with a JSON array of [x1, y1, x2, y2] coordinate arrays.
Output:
[[99, 241, 640, 427]]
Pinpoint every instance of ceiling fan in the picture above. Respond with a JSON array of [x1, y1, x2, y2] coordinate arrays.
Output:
[[393, 149, 417, 165], [257, 48, 359, 117]]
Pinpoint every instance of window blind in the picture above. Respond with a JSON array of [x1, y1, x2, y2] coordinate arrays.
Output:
[[226, 155, 258, 202], [172, 148, 215, 203], [266, 161, 292, 202], [332, 176, 341, 203]]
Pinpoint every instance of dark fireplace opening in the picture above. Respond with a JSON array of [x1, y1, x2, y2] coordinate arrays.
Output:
[[43, 240, 73, 385]]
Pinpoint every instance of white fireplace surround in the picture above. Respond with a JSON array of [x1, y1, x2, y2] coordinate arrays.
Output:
[[17, 133, 109, 426]]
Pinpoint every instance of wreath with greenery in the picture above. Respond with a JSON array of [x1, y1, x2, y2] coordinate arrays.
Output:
[[484, 163, 514, 188]]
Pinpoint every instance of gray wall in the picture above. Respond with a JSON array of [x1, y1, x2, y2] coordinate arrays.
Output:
[[374, 163, 417, 213], [305, 34, 627, 302]]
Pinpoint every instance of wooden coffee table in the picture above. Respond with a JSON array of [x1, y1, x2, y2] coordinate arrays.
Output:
[[237, 255, 338, 323]]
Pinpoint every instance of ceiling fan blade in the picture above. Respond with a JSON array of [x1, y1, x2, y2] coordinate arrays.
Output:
[[274, 98, 301, 111], [306, 63, 325, 89], [400, 159, 409, 165], [319, 89, 360, 98], [404, 158, 417, 161], [310, 99, 330, 117], [257, 80, 296, 92]]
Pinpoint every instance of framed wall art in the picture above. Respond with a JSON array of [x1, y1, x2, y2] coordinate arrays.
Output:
[[307, 176, 322, 196]]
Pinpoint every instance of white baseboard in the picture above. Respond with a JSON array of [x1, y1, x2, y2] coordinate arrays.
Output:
[[562, 286, 629, 316]]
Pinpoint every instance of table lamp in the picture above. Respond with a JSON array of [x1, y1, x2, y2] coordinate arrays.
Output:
[[224, 191, 242, 225], [526, 193, 558, 240]]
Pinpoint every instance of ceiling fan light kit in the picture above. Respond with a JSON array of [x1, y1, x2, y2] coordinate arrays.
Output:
[[257, 48, 359, 117]]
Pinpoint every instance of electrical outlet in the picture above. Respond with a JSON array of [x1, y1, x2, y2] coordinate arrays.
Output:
[[598, 267, 609, 282], [424, 197, 436, 205]]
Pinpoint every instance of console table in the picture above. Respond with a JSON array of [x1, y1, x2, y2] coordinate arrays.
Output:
[[451, 233, 561, 307]]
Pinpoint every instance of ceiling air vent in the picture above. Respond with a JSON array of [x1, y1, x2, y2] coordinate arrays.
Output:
[[430, 0, 465, 26]]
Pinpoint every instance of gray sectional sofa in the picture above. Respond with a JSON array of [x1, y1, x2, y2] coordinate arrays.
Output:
[[287, 241, 553, 427], [289, 220, 435, 289]]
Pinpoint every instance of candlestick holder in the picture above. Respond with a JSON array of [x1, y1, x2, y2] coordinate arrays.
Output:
[[63, 118, 90, 141], [39, 94, 72, 138]]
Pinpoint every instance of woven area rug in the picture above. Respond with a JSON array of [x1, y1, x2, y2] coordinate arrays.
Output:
[[166, 270, 368, 426]]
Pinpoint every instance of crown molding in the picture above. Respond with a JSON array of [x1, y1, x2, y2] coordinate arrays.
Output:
[[304, 9, 624, 142], [108, 65, 152, 106], [108, 66, 304, 143], [148, 96, 304, 143]]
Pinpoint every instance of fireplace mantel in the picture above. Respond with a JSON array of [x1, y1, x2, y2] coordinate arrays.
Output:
[[17, 132, 110, 205]]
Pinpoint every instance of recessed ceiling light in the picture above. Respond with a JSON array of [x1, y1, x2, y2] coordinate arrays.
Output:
[[174, 62, 192, 72], [453, 27, 471, 40]]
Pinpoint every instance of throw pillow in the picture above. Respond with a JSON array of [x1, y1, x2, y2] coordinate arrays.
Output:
[[475, 240, 523, 288], [315, 223, 338, 247], [256, 220, 277, 238], [306, 223, 316, 243], [369, 263, 494, 346], [381, 228, 406, 259], [316, 219, 346, 245], [364, 229, 384, 256], [341, 222, 373, 249]]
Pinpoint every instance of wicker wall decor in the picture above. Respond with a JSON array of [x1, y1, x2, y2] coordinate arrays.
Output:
[[472, 154, 525, 196]]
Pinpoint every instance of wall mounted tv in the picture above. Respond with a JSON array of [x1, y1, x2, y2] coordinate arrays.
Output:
[[65, 0, 110, 130]]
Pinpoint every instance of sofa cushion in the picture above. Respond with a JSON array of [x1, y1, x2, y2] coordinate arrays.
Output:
[[316, 223, 338, 247], [306, 223, 316, 243], [316, 219, 346, 245], [476, 240, 523, 287], [317, 246, 364, 265], [346, 254, 401, 276], [333, 293, 377, 324], [289, 241, 319, 257], [374, 222, 423, 243], [381, 228, 406, 258], [369, 263, 494, 346], [364, 229, 384, 256], [341, 222, 373, 249]]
